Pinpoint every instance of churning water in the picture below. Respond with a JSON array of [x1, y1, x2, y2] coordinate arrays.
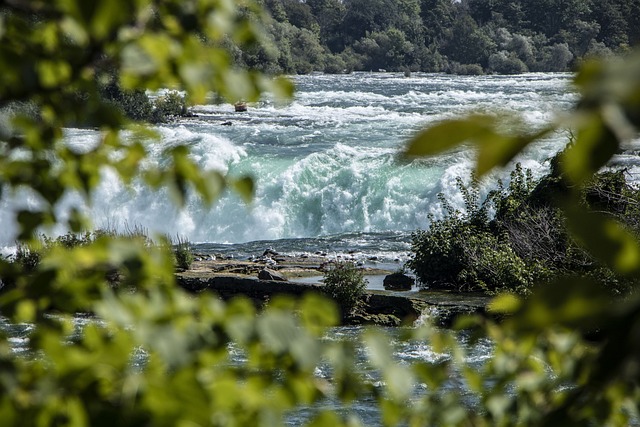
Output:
[[7, 72, 640, 424], [1, 72, 577, 262]]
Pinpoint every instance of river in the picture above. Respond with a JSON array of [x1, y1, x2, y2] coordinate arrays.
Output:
[[1, 72, 581, 265], [2, 72, 636, 424]]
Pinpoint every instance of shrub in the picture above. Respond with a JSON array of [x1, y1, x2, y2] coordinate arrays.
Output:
[[324, 54, 347, 74], [488, 51, 528, 74], [408, 218, 532, 294], [99, 80, 154, 121], [409, 160, 640, 295], [322, 262, 367, 314], [99, 81, 191, 123], [152, 91, 190, 121], [14, 243, 42, 273], [173, 236, 194, 271]]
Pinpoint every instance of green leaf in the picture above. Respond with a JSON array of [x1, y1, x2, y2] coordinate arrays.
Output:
[[256, 311, 298, 354], [510, 278, 611, 332], [405, 115, 495, 157], [230, 176, 254, 204], [406, 115, 550, 176], [299, 293, 338, 336], [17, 210, 50, 240], [562, 114, 619, 184], [488, 293, 522, 315], [564, 203, 640, 274], [307, 411, 342, 427], [476, 127, 552, 176], [364, 330, 393, 368]]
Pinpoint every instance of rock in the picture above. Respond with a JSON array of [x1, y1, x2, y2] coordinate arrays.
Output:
[[221, 121, 233, 126], [258, 268, 287, 281], [263, 248, 279, 257], [348, 312, 401, 327], [383, 272, 414, 291]]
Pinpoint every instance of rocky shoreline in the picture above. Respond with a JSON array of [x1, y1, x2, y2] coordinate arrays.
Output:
[[177, 254, 490, 327]]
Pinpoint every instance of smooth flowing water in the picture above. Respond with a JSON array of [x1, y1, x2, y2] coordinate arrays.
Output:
[[1, 72, 580, 264]]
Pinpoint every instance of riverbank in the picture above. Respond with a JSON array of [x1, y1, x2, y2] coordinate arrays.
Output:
[[177, 255, 490, 327]]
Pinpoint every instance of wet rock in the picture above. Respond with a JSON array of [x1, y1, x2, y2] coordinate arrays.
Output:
[[348, 312, 401, 327], [383, 273, 414, 291], [258, 268, 287, 281]]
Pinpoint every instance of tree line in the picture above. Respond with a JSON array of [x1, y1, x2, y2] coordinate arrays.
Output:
[[240, 0, 640, 74]]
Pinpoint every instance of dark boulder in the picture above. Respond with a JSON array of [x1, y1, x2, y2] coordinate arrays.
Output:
[[383, 273, 414, 291], [258, 268, 287, 281]]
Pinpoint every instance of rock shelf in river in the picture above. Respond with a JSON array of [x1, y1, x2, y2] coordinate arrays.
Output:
[[177, 256, 490, 327]]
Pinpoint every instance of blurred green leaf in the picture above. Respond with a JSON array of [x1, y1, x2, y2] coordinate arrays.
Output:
[[564, 203, 640, 274], [230, 176, 254, 204], [509, 278, 611, 332], [405, 115, 496, 157], [562, 115, 619, 184], [406, 115, 550, 176], [299, 293, 339, 335], [476, 127, 552, 176], [488, 293, 522, 315]]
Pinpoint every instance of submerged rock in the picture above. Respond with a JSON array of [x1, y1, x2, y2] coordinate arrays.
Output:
[[383, 272, 414, 291], [258, 268, 287, 281]]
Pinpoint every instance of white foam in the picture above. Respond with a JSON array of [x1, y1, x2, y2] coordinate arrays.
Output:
[[0, 73, 577, 245]]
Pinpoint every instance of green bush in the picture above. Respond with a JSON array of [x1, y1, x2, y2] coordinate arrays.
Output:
[[99, 81, 191, 123], [152, 91, 190, 121], [173, 236, 194, 271], [488, 51, 529, 74], [409, 161, 640, 296], [323, 54, 347, 74], [13, 243, 42, 274], [99, 80, 155, 122], [322, 261, 367, 314], [408, 217, 532, 294]]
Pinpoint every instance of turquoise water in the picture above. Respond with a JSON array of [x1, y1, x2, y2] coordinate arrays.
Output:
[[1, 72, 577, 263]]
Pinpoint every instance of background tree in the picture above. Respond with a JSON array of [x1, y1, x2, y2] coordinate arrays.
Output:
[[306, 0, 347, 52], [442, 12, 496, 68]]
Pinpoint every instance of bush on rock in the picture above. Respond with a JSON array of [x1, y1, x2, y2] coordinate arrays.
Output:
[[322, 261, 367, 315]]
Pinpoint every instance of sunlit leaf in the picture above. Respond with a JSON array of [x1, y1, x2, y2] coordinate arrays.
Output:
[[561, 115, 618, 184], [405, 115, 495, 157], [476, 127, 552, 176], [488, 293, 522, 315], [299, 293, 339, 335]]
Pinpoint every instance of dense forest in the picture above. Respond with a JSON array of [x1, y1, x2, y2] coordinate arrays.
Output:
[[237, 0, 640, 74]]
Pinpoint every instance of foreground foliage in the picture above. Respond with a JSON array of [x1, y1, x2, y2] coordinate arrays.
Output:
[[1, 1, 640, 426]]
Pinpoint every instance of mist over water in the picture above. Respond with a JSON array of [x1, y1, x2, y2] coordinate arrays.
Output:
[[1, 72, 577, 259]]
